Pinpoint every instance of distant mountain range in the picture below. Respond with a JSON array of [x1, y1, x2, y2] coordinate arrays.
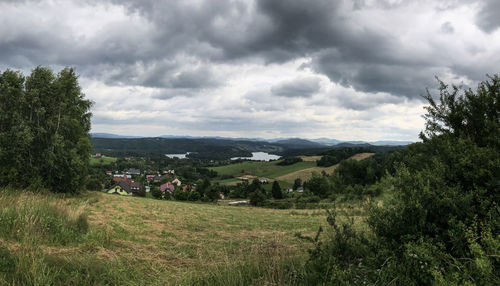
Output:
[[90, 133, 414, 147]]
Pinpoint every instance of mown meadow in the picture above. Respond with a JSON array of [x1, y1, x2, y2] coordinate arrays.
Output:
[[0, 189, 370, 285]]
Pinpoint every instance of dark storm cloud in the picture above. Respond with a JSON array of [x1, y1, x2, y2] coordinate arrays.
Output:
[[0, 0, 497, 100], [271, 77, 321, 98], [475, 0, 500, 33]]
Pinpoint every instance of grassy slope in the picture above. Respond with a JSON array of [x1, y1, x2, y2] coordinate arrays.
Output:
[[1, 190, 347, 285], [90, 156, 117, 166], [211, 153, 375, 184], [211, 160, 316, 179]]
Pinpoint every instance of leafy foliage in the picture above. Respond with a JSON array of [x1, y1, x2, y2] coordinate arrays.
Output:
[[271, 181, 283, 199], [276, 156, 303, 166], [303, 75, 500, 284], [316, 147, 370, 167], [0, 67, 92, 193]]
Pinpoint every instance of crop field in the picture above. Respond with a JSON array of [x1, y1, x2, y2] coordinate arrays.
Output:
[[0, 190, 370, 285], [211, 153, 375, 184]]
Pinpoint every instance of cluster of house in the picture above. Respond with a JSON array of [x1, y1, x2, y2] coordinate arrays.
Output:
[[104, 168, 191, 196]]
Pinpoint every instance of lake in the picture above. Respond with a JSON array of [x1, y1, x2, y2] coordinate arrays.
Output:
[[231, 152, 281, 161], [165, 152, 190, 159]]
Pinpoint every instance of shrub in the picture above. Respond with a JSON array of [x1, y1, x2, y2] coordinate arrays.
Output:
[[302, 75, 500, 285], [173, 189, 188, 201], [187, 190, 201, 201], [151, 187, 162, 199], [249, 190, 266, 206], [276, 157, 303, 166]]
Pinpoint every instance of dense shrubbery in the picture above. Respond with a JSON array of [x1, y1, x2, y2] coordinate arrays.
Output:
[[302, 75, 500, 285], [316, 147, 369, 167], [276, 156, 303, 166]]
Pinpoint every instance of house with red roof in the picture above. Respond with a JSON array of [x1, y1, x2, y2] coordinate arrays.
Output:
[[160, 182, 175, 194]]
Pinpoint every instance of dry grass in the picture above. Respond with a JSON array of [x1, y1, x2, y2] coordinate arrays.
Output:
[[275, 153, 375, 183], [83, 193, 327, 278], [298, 155, 322, 162], [0, 189, 372, 285]]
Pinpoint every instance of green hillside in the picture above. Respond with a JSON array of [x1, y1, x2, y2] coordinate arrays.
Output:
[[211, 160, 316, 179]]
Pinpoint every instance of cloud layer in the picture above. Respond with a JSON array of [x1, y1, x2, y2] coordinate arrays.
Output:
[[0, 0, 499, 140]]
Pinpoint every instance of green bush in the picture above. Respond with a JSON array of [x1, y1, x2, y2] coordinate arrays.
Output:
[[302, 75, 500, 285], [151, 187, 162, 199], [188, 190, 201, 201], [249, 190, 266, 206]]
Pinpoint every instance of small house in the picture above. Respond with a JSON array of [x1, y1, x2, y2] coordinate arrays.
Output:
[[160, 182, 175, 194], [130, 182, 141, 193], [108, 181, 132, 196], [172, 178, 182, 186], [126, 168, 141, 175]]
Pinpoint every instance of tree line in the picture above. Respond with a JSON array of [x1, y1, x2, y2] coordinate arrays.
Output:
[[0, 67, 92, 193]]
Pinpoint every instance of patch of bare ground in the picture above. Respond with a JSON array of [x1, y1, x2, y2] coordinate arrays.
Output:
[[299, 155, 322, 161]]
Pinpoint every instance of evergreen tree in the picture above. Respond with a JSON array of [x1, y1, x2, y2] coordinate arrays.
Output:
[[271, 181, 283, 199]]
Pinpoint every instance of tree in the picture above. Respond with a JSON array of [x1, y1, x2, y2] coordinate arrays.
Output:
[[249, 189, 266, 206], [303, 75, 500, 284], [151, 186, 162, 199], [0, 67, 92, 193], [271, 181, 283, 199], [306, 174, 330, 198], [293, 178, 302, 190], [187, 190, 200, 201]]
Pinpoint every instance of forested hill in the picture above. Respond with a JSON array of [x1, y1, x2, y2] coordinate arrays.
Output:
[[91, 136, 408, 160], [91, 137, 287, 159]]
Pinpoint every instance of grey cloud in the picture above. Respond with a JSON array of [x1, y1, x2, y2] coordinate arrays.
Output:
[[441, 22, 454, 34], [476, 0, 500, 32], [335, 92, 406, 111], [0, 0, 496, 101], [271, 77, 321, 98]]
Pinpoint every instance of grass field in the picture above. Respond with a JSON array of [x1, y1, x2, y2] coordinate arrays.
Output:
[[90, 156, 117, 166], [211, 153, 375, 184], [0, 189, 369, 285], [211, 160, 317, 180]]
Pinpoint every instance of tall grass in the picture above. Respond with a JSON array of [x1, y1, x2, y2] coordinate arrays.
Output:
[[182, 237, 307, 285], [0, 189, 88, 245], [0, 189, 138, 285], [0, 189, 331, 285]]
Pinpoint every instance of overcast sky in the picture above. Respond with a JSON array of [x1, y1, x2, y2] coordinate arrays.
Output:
[[1, 0, 499, 141]]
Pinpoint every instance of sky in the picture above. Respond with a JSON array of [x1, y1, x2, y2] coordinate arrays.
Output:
[[1, 0, 499, 141]]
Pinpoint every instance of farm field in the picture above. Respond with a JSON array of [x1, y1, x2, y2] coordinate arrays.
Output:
[[211, 160, 316, 179], [0, 190, 366, 285], [90, 156, 117, 166], [211, 153, 375, 184]]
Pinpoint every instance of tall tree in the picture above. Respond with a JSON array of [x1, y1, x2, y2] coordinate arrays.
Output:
[[0, 67, 92, 193], [271, 180, 283, 199]]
